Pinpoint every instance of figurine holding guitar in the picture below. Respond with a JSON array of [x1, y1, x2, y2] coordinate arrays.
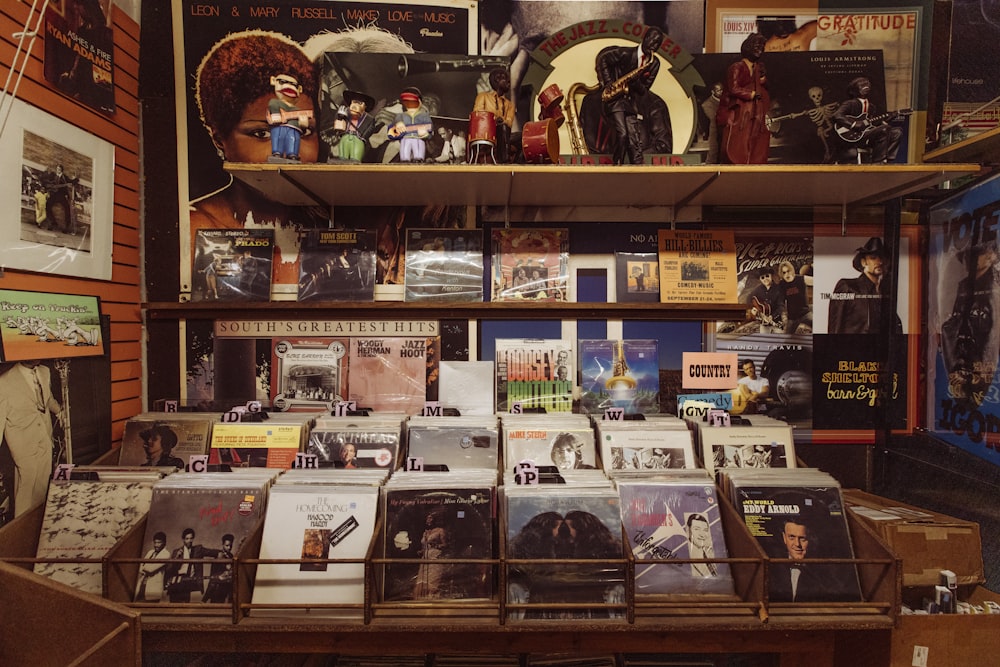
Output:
[[832, 77, 907, 163]]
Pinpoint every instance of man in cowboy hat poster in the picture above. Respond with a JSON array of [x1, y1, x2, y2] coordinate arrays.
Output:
[[828, 236, 902, 334]]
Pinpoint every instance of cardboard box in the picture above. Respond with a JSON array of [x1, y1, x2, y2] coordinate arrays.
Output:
[[843, 489, 985, 588], [892, 587, 1000, 666]]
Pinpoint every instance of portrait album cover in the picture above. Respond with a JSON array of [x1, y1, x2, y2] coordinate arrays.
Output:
[[501, 414, 597, 471], [617, 474, 735, 596], [380, 473, 496, 603], [117, 412, 216, 467], [348, 336, 439, 414], [405, 415, 499, 470], [728, 470, 862, 603], [495, 338, 574, 413], [579, 339, 660, 416], [491, 228, 569, 302], [33, 479, 154, 595], [504, 485, 625, 620], [297, 229, 376, 302], [251, 483, 380, 616], [192, 228, 274, 302], [138, 476, 268, 604], [404, 228, 484, 303], [305, 424, 402, 470], [270, 337, 349, 413], [596, 420, 696, 472]]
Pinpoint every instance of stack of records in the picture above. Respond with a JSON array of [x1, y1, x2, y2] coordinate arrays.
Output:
[[134, 472, 273, 604], [694, 415, 796, 473], [251, 473, 381, 616], [503, 474, 625, 620], [34, 477, 155, 594], [305, 414, 404, 472], [405, 415, 499, 471], [117, 411, 217, 469], [595, 418, 696, 473], [615, 470, 735, 596], [500, 413, 596, 472], [722, 468, 862, 604], [380, 470, 496, 603]]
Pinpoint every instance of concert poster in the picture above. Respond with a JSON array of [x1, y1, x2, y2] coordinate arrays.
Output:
[[927, 171, 1000, 467], [658, 229, 737, 304]]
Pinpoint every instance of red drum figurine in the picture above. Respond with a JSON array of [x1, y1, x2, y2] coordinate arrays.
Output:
[[537, 83, 564, 113], [467, 110, 497, 164], [521, 119, 560, 164]]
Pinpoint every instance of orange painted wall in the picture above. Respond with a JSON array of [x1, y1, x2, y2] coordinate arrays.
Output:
[[0, 3, 142, 452]]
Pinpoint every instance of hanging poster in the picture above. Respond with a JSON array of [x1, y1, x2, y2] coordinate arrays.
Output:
[[659, 229, 737, 304], [0, 290, 104, 362], [927, 172, 1000, 467], [43, 0, 116, 115]]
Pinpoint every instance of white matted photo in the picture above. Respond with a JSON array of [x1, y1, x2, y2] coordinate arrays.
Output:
[[0, 95, 114, 280]]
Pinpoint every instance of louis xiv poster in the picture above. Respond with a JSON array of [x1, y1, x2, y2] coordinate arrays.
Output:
[[927, 172, 1000, 467]]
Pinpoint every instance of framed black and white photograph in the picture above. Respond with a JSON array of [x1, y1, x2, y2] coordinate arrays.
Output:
[[0, 95, 114, 280]]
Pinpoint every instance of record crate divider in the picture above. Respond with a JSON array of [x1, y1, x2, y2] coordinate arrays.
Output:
[[758, 500, 901, 625], [235, 511, 373, 621], [499, 493, 633, 624], [0, 559, 141, 665], [106, 513, 262, 624], [629, 490, 768, 625], [368, 512, 503, 624]]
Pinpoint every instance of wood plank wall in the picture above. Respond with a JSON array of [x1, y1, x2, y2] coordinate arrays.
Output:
[[0, 2, 142, 454]]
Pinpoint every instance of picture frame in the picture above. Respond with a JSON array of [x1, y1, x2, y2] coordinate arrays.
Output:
[[0, 289, 105, 362], [0, 95, 114, 281]]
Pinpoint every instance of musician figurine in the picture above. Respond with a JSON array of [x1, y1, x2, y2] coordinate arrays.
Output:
[[833, 76, 903, 164], [596, 27, 663, 165], [716, 33, 770, 164], [335, 90, 379, 163], [388, 86, 433, 162], [472, 68, 516, 163], [267, 73, 313, 162]]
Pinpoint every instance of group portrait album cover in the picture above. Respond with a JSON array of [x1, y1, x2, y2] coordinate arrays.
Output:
[[137, 481, 266, 604], [270, 337, 349, 413], [491, 228, 569, 302]]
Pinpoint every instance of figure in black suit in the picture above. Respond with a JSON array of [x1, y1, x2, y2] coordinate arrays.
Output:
[[596, 27, 664, 165], [832, 77, 902, 163], [769, 517, 860, 603], [166, 528, 213, 602]]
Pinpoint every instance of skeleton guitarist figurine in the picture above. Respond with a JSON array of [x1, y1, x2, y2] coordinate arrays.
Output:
[[596, 27, 663, 165]]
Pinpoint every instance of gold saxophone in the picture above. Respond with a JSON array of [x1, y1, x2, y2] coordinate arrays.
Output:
[[564, 81, 599, 155], [601, 60, 654, 103]]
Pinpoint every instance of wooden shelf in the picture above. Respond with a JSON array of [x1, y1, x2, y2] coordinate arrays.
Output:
[[144, 301, 747, 322], [923, 126, 1000, 164], [225, 163, 981, 209]]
